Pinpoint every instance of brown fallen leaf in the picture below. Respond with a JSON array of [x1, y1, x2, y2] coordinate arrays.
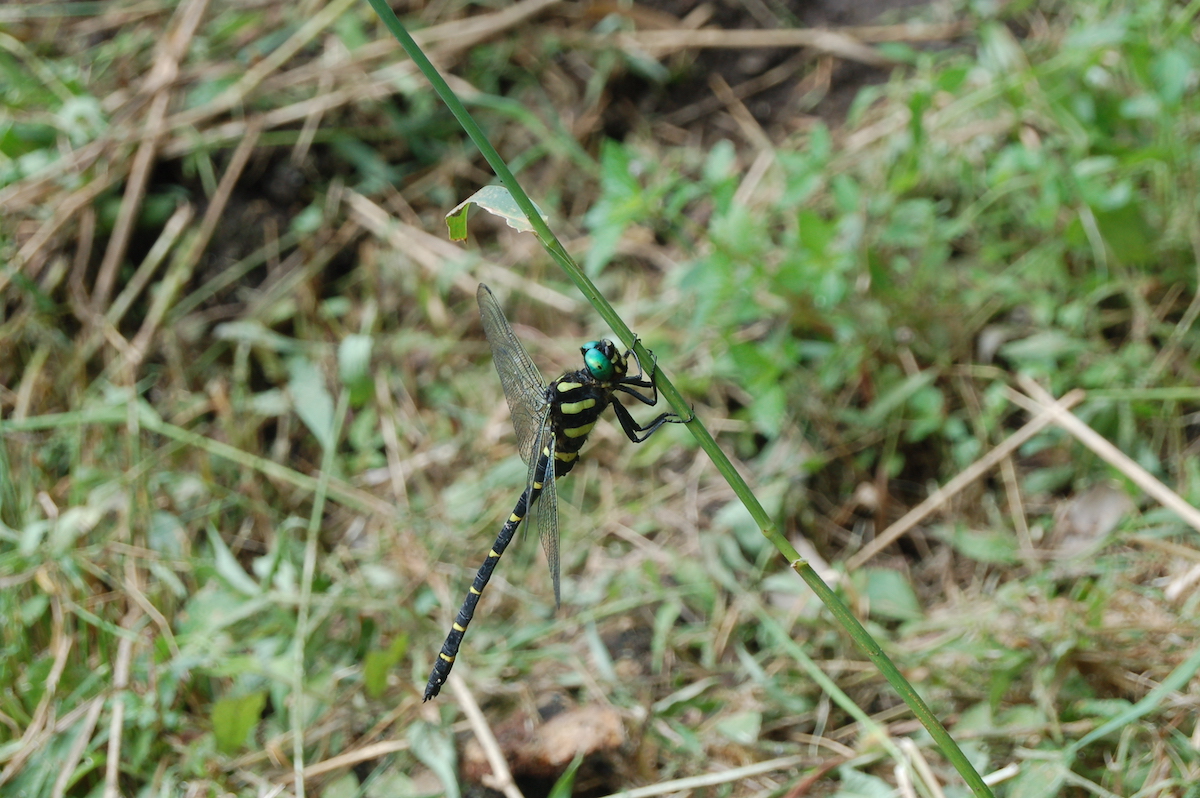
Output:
[[462, 702, 625, 782], [1049, 482, 1134, 559]]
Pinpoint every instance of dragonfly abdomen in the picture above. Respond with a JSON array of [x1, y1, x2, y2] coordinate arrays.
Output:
[[424, 452, 552, 701], [423, 378, 601, 701]]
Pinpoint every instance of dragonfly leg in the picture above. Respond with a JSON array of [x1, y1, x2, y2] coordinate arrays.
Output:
[[615, 351, 695, 426], [610, 397, 689, 443], [615, 351, 661, 406]]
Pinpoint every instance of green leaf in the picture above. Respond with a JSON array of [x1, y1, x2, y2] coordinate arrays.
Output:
[[291, 202, 324, 234], [999, 331, 1085, 367], [213, 320, 301, 353], [338, 333, 374, 406], [1005, 757, 1068, 798], [715, 710, 762, 744], [859, 370, 937, 428], [859, 568, 923, 622], [288, 356, 335, 451], [212, 691, 267, 755], [1090, 202, 1155, 265], [1151, 49, 1192, 104], [832, 766, 894, 798], [750, 384, 786, 438], [20, 594, 49, 626], [546, 752, 586, 798], [703, 139, 737, 183], [446, 185, 547, 241], [934, 524, 1019, 565], [408, 720, 459, 798], [651, 598, 683, 674], [320, 773, 360, 798], [206, 527, 260, 595], [363, 635, 409, 699], [583, 142, 643, 275], [796, 209, 833, 254]]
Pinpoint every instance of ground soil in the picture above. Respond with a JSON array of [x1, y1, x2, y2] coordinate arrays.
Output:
[[607, 0, 937, 137]]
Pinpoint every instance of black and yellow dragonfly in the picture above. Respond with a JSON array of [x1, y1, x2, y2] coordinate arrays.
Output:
[[424, 283, 689, 700]]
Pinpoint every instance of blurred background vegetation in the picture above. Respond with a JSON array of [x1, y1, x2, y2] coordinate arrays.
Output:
[[2, 0, 1199, 795]]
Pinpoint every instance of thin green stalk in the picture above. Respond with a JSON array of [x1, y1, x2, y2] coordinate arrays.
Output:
[[363, 2, 993, 794], [751, 602, 902, 759], [293, 389, 350, 795]]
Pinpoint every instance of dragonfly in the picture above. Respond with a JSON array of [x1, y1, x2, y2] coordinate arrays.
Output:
[[424, 283, 690, 701]]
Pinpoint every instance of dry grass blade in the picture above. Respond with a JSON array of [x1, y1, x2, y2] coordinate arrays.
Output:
[[847, 388, 1086, 569], [609, 29, 893, 66], [91, 0, 210, 313], [6, 171, 125, 293], [664, 50, 816, 126], [3, 0, 560, 295], [50, 697, 105, 798], [583, 21, 968, 65], [446, 671, 526, 798], [1010, 376, 1200, 534], [595, 754, 809, 798], [170, 0, 359, 131], [277, 741, 412, 783], [159, 0, 560, 157], [103, 609, 142, 798], [415, 0, 562, 50], [708, 74, 775, 152]]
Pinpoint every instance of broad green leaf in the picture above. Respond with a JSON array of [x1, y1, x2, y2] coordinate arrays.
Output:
[[20, 594, 49, 626], [1151, 49, 1192, 104], [1090, 202, 1154, 265], [408, 720, 459, 798], [935, 524, 1019, 565], [363, 635, 409, 699], [288, 356, 335, 451], [212, 691, 267, 754], [446, 185, 547, 241], [750, 384, 786, 438], [797, 209, 833, 254], [1005, 758, 1068, 798], [860, 568, 923, 622], [320, 773, 360, 798], [338, 334, 372, 386], [249, 389, 289, 416], [214, 320, 300, 352], [338, 333, 374, 406], [832, 766, 894, 798], [206, 527, 260, 595], [716, 710, 762, 744]]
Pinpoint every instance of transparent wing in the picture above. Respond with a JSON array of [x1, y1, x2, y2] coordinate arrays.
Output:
[[530, 432, 561, 607], [477, 283, 549, 466]]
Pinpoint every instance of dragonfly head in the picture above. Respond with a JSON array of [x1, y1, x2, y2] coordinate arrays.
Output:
[[581, 340, 626, 381]]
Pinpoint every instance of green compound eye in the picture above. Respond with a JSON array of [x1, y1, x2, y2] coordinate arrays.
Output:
[[582, 343, 615, 380]]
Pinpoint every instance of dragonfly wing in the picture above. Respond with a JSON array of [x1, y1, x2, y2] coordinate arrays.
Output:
[[477, 284, 548, 466], [530, 430, 561, 608]]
